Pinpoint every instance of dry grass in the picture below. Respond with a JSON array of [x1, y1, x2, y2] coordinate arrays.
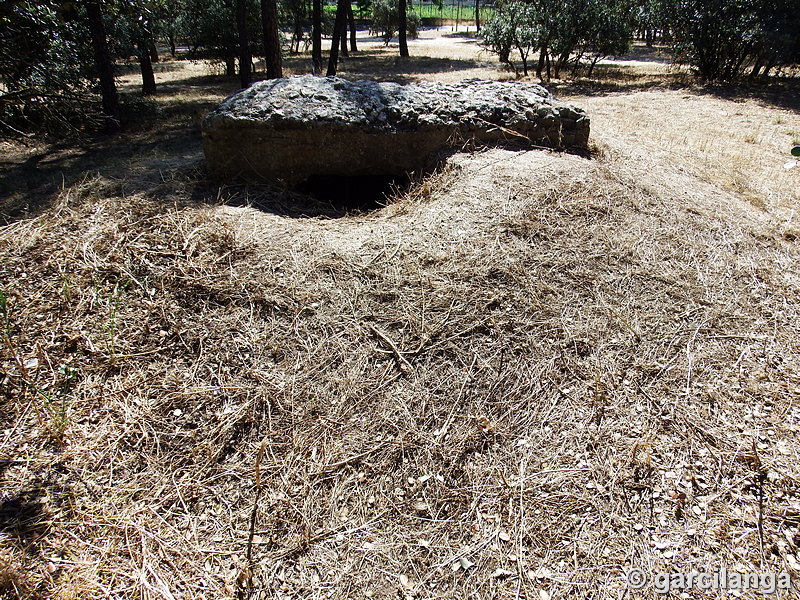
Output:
[[3, 138, 800, 598], [3, 30, 800, 600], [572, 90, 800, 221]]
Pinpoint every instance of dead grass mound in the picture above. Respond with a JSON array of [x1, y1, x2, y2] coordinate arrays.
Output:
[[2, 143, 800, 599]]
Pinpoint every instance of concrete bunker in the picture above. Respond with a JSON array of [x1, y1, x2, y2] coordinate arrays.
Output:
[[202, 75, 590, 208]]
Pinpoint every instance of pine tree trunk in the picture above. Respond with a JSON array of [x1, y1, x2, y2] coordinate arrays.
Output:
[[149, 40, 159, 63], [347, 2, 358, 52], [261, 0, 283, 78], [86, 1, 120, 133], [340, 17, 349, 57], [237, 0, 252, 87], [474, 0, 480, 32], [138, 39, 157, 95], [398, 0, 409, 57], [226, 50, 237, 76], [326, 0, 348, 75], [312, 0, 323, 73], [293, 16, 303, 53]]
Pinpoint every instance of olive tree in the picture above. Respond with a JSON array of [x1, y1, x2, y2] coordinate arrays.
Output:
[[479, 1, 538, 75], [663, 0, 800, 80], [481, 0, 634, 79], [371, 0, 420, 47], [664, 0, 761, 80]]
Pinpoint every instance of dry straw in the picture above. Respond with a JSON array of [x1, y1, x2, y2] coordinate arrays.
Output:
[[2, 135, 800, 598]]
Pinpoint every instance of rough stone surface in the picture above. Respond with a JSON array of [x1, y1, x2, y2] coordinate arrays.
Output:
[[202, 75, 590, 183]]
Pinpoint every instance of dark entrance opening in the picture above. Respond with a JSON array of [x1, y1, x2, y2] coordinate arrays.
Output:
[[196, 171, 424, 220], [295, 174, 407, 213]]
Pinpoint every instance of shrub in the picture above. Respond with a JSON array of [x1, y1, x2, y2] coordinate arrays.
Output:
[[664, 0, 800, 80], [0, 1, 97, 134], [371, 0, 420, 46], [480, 0, 633, 79]]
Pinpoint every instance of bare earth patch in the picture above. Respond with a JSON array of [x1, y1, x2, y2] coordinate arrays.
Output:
[[2, 31, 800, 600]]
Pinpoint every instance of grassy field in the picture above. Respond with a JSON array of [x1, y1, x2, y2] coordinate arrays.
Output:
[[325, 2, 495, 23], [2, 31, 800, 600]]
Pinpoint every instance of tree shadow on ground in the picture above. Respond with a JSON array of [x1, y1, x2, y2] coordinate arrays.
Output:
[[0, 125, 204, 223], [548, 62, 800, 113], [548, 73, 690, 98], [0, 73, 241, 223], [607, 43, 672, 64], [150, 73, 240, 99], [441, 31, 480, 40], [0, 488, 50, 546], [329, 52, 492, 83], [696, 79, 800, 113]]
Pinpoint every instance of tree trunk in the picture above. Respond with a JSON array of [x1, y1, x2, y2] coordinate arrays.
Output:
[[545, 51, 551, 81], [750, 49, 764, 78], [554, 51, 569, 79], [261, 0, 283, 78], [292, 16, 303, 53], [347, 2, 358, 52], [137, 39, 157, 95], [326, 0, 348, 75], [587, 55, 600, 78], [149, 40, 159, 63], [474, 0, 480, 32], [312, 0, 323, 73], [762, 54, 777, 78], [86, 1, 120, 133], [398, 0, 409, 57], [225, 50, 237, 76], [236, 0, 252, 87], [340, 18, 349, 57], [536, 45, 546, 79], [169, 32, 177, 57]]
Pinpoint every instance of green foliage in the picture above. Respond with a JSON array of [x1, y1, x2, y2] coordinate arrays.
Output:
[[0, 0, 172, 133], [573, 0, 634, 75], [38, 364, 78, 439], [479, 1, 537, 73], [183, 0, 263, 61], [663, 0, 800, 80], [663, 0, 760, 80], [480, 0, 634, 78], [355, 0, 375, 17], [119, 93, 160, 129], [371, 0, 420, 45], [481, 0, 797, 82], [635, 0, 667, 35], [280, 0, 310, 52], [0, 0, 96, 133]]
